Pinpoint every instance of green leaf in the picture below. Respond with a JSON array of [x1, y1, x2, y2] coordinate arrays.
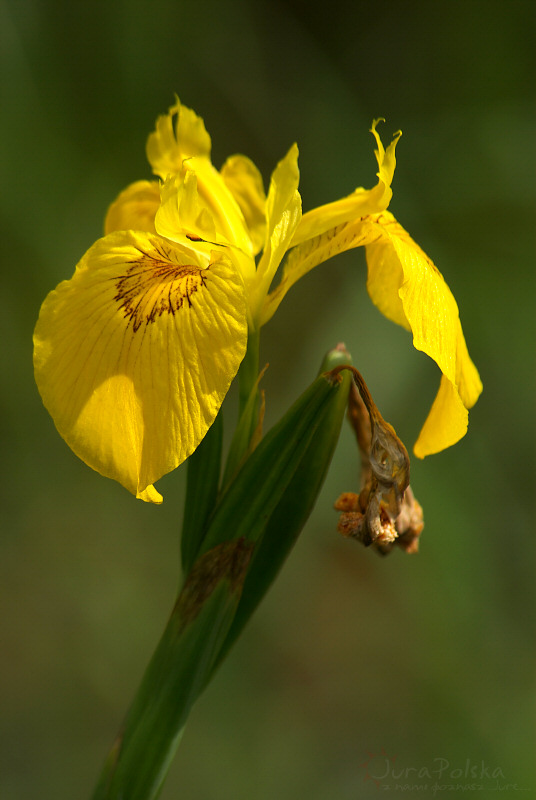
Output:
[[180, 409, 223, 574], [92, 539, 254, 800], [216, 347, 353, 664], [199, 368, 341, 556], [91, 349, 352, 800]]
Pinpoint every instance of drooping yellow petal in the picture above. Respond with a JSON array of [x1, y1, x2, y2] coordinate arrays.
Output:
[[104, 180, 160, 235], [414, 375, 467, 459], [220, 155, 267, 255], [33, 231, 248, 502], [260, 214, 367, 326], [146, 98, 212, 180], [365, 213, 482, 412], [249, 144, 302, 324], [291, 120, 401, 247], [366, 215, 482, 455], [261, 210, 481, 455]]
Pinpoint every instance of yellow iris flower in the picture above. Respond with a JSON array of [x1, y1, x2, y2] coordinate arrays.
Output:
[[33, 99, 482, 503]]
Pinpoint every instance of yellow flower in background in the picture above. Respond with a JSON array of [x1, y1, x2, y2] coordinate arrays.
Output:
[[33, 98, 481, 503]]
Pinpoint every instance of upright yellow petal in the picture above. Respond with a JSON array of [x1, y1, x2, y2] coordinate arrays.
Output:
[[146, 98, 212, 180], [220, 155, 267, 255], [184, 158, 256, 257], [249, 144, 302, 324], [104, 180, 160, 235], [155, 169, 257, 285], [157, 171, 218, 244], [146, 100, 260, 264], [34, 232, 247, 501], [291, 120, 401, 246]]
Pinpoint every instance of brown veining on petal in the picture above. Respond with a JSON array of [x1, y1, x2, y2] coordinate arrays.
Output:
[[114, 242, 207, 332]]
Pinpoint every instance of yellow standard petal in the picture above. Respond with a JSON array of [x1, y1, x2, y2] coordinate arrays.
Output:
[[220, 155, 267, 255], [249, 144, 302, 324], [146, 99, 263, 263], [157, 171, 218, 244], [104, 180, 161, 235], [34, 231, 248, 502], [146, 98, 212, 180], [291, 120, 401, 246], [155, 169, 257, 287]]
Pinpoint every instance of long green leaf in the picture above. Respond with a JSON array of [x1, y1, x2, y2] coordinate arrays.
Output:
[[91, 539, 253, 800], [217, 352, 352, 664], [199, 371, 340, 556], [92, 358, 350, 800]]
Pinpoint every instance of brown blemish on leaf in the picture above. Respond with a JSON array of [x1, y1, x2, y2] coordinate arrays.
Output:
[[176, 539, 254, 625], [114, 242, 207, 332]]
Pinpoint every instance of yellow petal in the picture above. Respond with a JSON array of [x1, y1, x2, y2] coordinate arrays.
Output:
[[157, 171, 218, 244], [291, 120, 401, 246], [146, 98, 212, 180], [413, 326, 480, 457], [367, 214, 482, 454], [156, 168, 257, 285], [220, 155, 267, 255], [365, 213, 480, 382], [260, 213, 364, 326], [191, 158, 256, 257], [262, 210, 481, 454], [413, 375, 468, 457], [104, 180, 160, 235], [34, 231, 247, 501], [146, 100, 259, 266], [249, 144, 302, 324]]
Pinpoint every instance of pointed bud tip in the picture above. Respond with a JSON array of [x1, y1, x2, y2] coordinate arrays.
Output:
[[320, 344, 353, 374]]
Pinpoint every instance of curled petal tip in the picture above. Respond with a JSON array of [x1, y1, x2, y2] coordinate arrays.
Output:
[[370, 117, 386, 131]]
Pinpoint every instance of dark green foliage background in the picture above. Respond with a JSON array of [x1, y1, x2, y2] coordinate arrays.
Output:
[[1, 0, 534, 797]]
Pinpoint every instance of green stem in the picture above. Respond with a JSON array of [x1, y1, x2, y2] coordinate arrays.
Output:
[[222, 326, 261, 488], [238, 325, 260, 420]]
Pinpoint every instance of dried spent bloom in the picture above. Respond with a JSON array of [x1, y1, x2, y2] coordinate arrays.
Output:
[[334, 368, 424, 554]]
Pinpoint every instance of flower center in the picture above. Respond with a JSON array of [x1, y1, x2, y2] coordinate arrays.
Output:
[[114, 243, 206, 332]]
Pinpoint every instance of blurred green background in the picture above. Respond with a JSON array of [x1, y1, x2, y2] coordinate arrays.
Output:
[[2, 0, 534, 797]]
